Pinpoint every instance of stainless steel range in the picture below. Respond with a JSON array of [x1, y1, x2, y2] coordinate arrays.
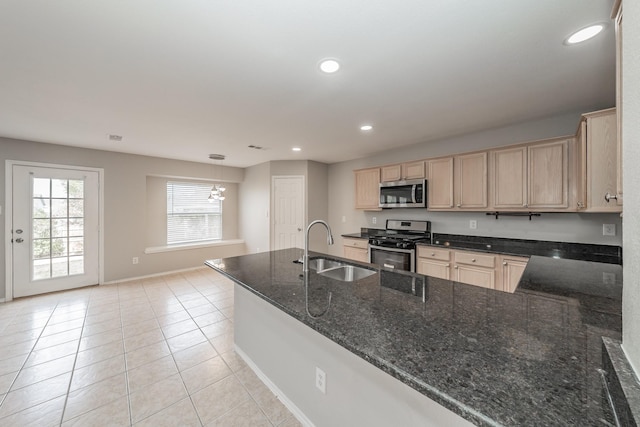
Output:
[[368, 219, 431, 272]]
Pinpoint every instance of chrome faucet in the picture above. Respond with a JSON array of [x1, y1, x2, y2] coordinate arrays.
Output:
[[303, 220, 334, 273]]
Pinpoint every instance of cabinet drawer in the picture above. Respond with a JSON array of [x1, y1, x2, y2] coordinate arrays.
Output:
[[343, 237, 368, 249], [417, 246, 451, 261], [454, 251, 495, 268]]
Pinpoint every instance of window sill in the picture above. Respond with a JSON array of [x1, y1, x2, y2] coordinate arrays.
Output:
[[145, 239, 245, 254]]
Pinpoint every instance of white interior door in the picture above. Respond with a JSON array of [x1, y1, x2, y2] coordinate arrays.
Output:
[[272, 176, 304, 250], [11, 164, 100, 298]]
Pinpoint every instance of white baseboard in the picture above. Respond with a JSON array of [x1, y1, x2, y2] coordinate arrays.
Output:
[[101, 265, 210, 285], [234, 344, 314, 427]]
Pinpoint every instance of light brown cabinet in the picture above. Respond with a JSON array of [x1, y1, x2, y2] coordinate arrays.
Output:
[[576, 108, 620, 212], [427, 153, 487, 211], [417, 246, 528, 293], [381, 161, 425, 182], [343, 237, 369, 262], [490, 138, 570, 211], [497, 255, 529, 293], [354, 168, 381, 210], [453, 250, 496, 289], [416, 247, 451, 280], [613, 0, 623, 207]]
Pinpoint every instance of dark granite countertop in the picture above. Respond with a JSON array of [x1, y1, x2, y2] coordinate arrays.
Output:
[[342, 229, 622, 265], [206, 248, 622, 426]]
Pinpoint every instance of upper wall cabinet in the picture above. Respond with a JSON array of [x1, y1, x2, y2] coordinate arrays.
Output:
[[381, 161, 425, 182], [576, 108, 620, 212], [613, 0, 623, 207], [427, 153, 487, 211], [354, 167, 381, 210], [490, 138, 571, 211]]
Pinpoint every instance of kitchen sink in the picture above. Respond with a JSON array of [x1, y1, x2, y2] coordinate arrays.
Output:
[[317, 264, 377, 282], [298, 257, 377, 282], [307, 257, 344, 271]]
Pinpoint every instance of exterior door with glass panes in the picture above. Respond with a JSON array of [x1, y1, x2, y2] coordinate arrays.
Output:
[[12, 165, 99, 298]]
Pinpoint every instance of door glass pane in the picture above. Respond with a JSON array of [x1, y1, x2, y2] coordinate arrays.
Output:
[[51, 179, 68, 198], [32, 177, 85, 281]]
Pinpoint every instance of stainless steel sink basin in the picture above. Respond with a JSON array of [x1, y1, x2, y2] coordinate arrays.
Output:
[[317, 265, 377, 282], [307, 257, 344, 271]]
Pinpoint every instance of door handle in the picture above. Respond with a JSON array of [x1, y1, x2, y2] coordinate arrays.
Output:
[[15, 238, 24, 243]]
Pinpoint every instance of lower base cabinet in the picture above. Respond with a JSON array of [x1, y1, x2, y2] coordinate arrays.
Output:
[[417, 246, 528, 293], [343, 237, 369, 263]]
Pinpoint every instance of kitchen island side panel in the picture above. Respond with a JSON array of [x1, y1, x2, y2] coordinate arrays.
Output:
[[234, 284, 475, 427]]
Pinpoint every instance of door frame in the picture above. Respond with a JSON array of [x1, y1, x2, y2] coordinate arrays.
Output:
[[4, 160, 105, 302], [270, 175, 305, 251]]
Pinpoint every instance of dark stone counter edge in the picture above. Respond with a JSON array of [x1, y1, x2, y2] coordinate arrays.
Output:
[[603, 337, 640, 426], [341, 232, 622, 265], [207, 260, 499, 427]]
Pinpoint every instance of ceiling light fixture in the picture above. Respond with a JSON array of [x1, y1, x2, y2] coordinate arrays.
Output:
[[319, 59, 340, 74], [565, 24, 605, 45], [360, 125, 373, 131], [208, 154, 226, 202], [292, 147, 302, 152]]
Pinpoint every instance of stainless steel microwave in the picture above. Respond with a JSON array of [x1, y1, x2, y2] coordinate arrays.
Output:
[[379, 179, 427, 208]]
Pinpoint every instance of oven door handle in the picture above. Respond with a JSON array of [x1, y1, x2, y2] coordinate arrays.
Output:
[[411, 184, 418, 204], [369, 244, 414, 254]]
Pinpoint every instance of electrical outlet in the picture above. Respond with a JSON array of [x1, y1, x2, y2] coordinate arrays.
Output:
[[132, 257, 139, 265], [602, 224, 615, 236], [372, 217, 377, 225], [315, 367, 326, 394], [469, 220, 477, 230], [602, 272, 616, 285]]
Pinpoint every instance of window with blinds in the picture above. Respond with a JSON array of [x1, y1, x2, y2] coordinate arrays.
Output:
[[167, 181, 222, 244]]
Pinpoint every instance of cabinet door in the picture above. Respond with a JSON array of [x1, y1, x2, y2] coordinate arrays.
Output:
[[614, 3, 623, 207], [402, 161, 425, 180], [492, 146, 527, 209], [575, 120, 587, 210], [528, 140, 569, 209], [586, 111, 619, 212], [500, 257, 528, 293], [381, 164, 402, 182], [456, 152, 487, 209], [427, 157, 454, 209], [344, 246, 369, 263], [417, 259, 450, 280], [454, 265, 495, 289], [354, 168, 380, 210]]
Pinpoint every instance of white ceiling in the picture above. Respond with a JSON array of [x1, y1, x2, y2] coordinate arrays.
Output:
[[0, 0, 615, 168]]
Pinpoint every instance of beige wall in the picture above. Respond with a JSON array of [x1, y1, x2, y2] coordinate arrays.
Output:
[[622, 0, 640, 375], [1, 137, 246, 299]]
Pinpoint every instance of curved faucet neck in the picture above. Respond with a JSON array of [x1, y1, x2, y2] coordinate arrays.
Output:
[[303, 220, 334, 273]]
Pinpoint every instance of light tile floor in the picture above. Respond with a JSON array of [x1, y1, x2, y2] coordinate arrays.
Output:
[[0, 268, 301, 427]]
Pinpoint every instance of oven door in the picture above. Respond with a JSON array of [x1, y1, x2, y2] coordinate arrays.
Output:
[[369, 245, 415, 272]]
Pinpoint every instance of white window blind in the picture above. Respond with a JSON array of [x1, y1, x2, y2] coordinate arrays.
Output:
[[167, 181, 222, 244]]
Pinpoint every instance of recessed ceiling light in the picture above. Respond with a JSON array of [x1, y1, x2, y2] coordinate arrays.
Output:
[[292, 147, 302, 152], [319, 59, 340, 74], [360, 125, 373, 131], [565, 24, 605, 45]]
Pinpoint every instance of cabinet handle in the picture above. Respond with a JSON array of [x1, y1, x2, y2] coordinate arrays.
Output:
[[457, 204, 461, 208], [604, 193, 618, 203], [523, 203, 528, 208], [446, 264, 450, 267], [431, 253, 435, 256], [471, 259, 476, 262], [503, 261, 507, 266]]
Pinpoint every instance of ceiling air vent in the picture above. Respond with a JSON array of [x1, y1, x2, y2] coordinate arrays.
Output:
[[108, 134, 123, 142]]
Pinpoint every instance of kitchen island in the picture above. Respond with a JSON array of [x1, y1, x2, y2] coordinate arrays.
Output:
[[206, 248, 621, 426]]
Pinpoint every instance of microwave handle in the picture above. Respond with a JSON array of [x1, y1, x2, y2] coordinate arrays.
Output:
[[412, 185, 418, 204]]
